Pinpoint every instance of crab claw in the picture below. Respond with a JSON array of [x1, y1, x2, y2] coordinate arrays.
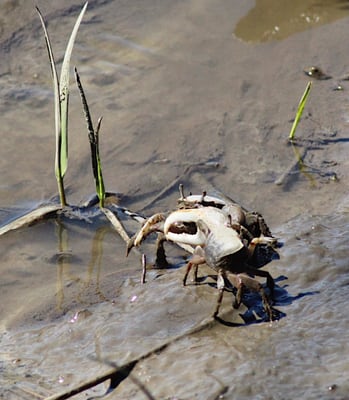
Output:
[[126, 213, 167, 257], [251, 235, 278, 247]]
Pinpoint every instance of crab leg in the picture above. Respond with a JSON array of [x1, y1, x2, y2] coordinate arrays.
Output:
[[154, 232, 168, 268], [228, 274, 245, 309], [183, 246, 206, 286], [213, 269, 227, 318], [229, 273, 273, 321], [242, 264, 275, 298]]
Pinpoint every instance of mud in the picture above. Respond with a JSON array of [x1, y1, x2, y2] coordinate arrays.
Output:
[[0, 1, 348, 399]]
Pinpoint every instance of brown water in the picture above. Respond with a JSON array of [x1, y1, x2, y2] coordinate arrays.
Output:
[[1, 0, 349, 398], [235, 0, 349, 42]]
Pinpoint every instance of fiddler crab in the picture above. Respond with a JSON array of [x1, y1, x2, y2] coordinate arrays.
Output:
[[127, 184, 279, 321]]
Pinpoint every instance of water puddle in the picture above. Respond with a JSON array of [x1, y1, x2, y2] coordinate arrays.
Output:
[[234, 0, 349, 42]]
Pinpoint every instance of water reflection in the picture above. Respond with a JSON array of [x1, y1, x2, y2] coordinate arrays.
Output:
[[234, 0, 349, 42], [274, 130, 341, 188], [53, 219, 118, 312]]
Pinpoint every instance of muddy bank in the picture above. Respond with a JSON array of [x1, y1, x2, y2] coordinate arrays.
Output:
[[0, 1, 349, 399], [0, 0, 348, 222], [1, 212, 349, 399]]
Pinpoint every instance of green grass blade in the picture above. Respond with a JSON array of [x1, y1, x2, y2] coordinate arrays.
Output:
[[289, 81, 312, 141], [74, 67, 95, 141], [59, 1, 88, 178], [36, 6, 66, 206], [36, 7, 60, 176], [95, 117, 106, 207], [75, 68, 105, 207], [74, 66, 95, 156]]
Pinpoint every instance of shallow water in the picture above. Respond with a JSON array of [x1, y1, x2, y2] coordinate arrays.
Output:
[[235, 0, 349, 42], [1, 1, 349, 399]]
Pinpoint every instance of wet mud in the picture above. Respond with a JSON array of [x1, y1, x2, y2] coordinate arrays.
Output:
[[0, 0, 349, 399]]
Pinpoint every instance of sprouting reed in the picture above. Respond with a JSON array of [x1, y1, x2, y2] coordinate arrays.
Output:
[[0, 2, 129, 242]]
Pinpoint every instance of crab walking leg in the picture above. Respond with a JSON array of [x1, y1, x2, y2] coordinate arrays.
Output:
[[183, 246, 206, 286], [229, 273, 273, 321], [213, 269, 227, 318], [242, 264, 275, 299], [213, 269, 274, 320], [260, 288, 273, 321], [228, 274, 245, 309], [154, 232, 169, 268]]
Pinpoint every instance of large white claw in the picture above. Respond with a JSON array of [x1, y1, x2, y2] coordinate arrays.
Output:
[[164, 209, 207, 246]]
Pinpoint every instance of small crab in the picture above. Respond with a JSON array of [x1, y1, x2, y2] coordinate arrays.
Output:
[[127, 201, 278, 320]]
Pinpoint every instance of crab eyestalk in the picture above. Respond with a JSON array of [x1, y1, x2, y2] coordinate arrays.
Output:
[[36, 2, 88, 207]]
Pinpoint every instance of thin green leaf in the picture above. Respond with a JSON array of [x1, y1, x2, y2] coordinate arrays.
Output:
[[95, 117, 106, 207], [75, 68, 105, 206], [74, 67, 95, 142], [75, 66, 96, 172], [289, 81, 312, 141], [59, 1, 88, 178], [36, 7, 60, 177], [36, 6, 66, 206]]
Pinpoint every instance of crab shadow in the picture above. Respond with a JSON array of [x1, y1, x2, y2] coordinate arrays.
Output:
[[148, 242, 317, 326], [178, 272, 318, 326]]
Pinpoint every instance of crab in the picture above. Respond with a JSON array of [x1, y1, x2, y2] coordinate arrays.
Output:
[[177, 184, 274, 240], [127, 194, 278, 320]]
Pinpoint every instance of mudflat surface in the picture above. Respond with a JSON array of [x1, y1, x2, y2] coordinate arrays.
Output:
[[0, 1, 348, 399]]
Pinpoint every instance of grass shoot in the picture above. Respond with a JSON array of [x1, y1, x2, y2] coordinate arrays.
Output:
[[75, 67, 106, 208], [0, 3, 130, 242], [36, 2, 88, 206], [288, 81, 312, 142]]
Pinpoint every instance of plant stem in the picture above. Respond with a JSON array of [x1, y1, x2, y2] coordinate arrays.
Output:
[[288, 81, 312, 141]]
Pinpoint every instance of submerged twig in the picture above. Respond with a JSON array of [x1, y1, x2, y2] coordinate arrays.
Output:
[[97, 359, 157, 400], [141, 253, 147, 284], [45, 315, 219, 400], [45, 361, 138, 400], [101, 207, 130, 244], [0, 204, 61, 236]]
